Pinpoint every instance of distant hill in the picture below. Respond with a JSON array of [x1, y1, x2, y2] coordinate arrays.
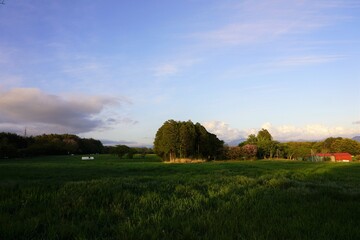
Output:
[[353, 136, 360, 142]]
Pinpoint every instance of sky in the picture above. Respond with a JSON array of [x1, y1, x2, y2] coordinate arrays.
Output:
[[0, 0, 359, 146]]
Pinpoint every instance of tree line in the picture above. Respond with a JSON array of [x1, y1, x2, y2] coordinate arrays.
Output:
[[154, 120, 360, 161], [226, 129, 360, 161], [108, 145, 153, 159], [2, 121, 359, 161], [0, 132, 104, 158], [0, 132, 154, 159]]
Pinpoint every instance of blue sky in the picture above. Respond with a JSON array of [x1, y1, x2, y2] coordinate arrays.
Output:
[[0, 0, 359, 146]]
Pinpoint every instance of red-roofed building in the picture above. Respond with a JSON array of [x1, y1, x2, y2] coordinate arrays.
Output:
[[333, 153, 352, 161], [315, 153, 352, 162]]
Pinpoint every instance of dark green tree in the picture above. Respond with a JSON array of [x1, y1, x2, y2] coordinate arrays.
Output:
[[78, 138, 103, 154], [330, 138, 360, 155], [0, 132, 28, 158], [154, 120, 179, 161], [320, 137, 343, 153], [195, 123, 209, 159], [179, 121, 196, 158], [111, 145, 131, 158], [154, 120, 224, 161]]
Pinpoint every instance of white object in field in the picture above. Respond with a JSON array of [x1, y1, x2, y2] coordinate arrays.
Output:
[[81, 156, 94, 160]]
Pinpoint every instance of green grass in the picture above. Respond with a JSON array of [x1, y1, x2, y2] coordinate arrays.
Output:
[[1, 155, 360, 239]]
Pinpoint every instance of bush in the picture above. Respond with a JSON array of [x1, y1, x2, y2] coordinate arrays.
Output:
[[353, 155, 360, 162], [225, 146, 243, 160]]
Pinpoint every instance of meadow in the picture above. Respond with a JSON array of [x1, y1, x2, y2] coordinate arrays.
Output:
[[0, 155, 359, 239]]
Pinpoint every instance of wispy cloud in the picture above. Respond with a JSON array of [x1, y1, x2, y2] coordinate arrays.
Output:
[[191, 0, 351, 47], [193, 21, 312, 46], [152, 58, 201, 78], [60, 57, 113, 85], [105, 117, 138, 126], [62, 62, 103, 75], [153, 64, 178, 77], [218, 53, 345, 81], [0, 88, 132, 135], [272, 55, 345, 67], [0, 75, 23, 91]]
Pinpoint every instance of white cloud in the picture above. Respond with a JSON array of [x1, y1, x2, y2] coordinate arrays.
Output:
[[259, 122, 360, 141], [203, 120, 359, 143], [202, 121, 245, 142], [0, 88, 133, 135]]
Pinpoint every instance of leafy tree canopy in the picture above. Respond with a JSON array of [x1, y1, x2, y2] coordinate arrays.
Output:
[[257, 128, 273, 142], [154, 120, 224, 161]]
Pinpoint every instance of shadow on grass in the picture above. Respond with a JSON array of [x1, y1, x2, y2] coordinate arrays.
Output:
[[0, 158, 360, 239]]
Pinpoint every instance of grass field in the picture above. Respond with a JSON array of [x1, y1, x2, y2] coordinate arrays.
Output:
[[0, 155, 360, 239]]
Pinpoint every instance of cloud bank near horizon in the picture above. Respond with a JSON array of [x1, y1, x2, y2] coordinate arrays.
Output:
[[0, 88, 133, 135], [203, 121, 360, 144]]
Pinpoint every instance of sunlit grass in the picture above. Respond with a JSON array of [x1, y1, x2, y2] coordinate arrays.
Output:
[[0, 156, 359, 239]]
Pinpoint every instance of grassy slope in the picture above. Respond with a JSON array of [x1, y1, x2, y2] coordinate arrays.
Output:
[[0, 155, 359, 239]]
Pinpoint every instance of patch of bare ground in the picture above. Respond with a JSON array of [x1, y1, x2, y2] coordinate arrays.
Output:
[[165, 158, 206, 163]]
